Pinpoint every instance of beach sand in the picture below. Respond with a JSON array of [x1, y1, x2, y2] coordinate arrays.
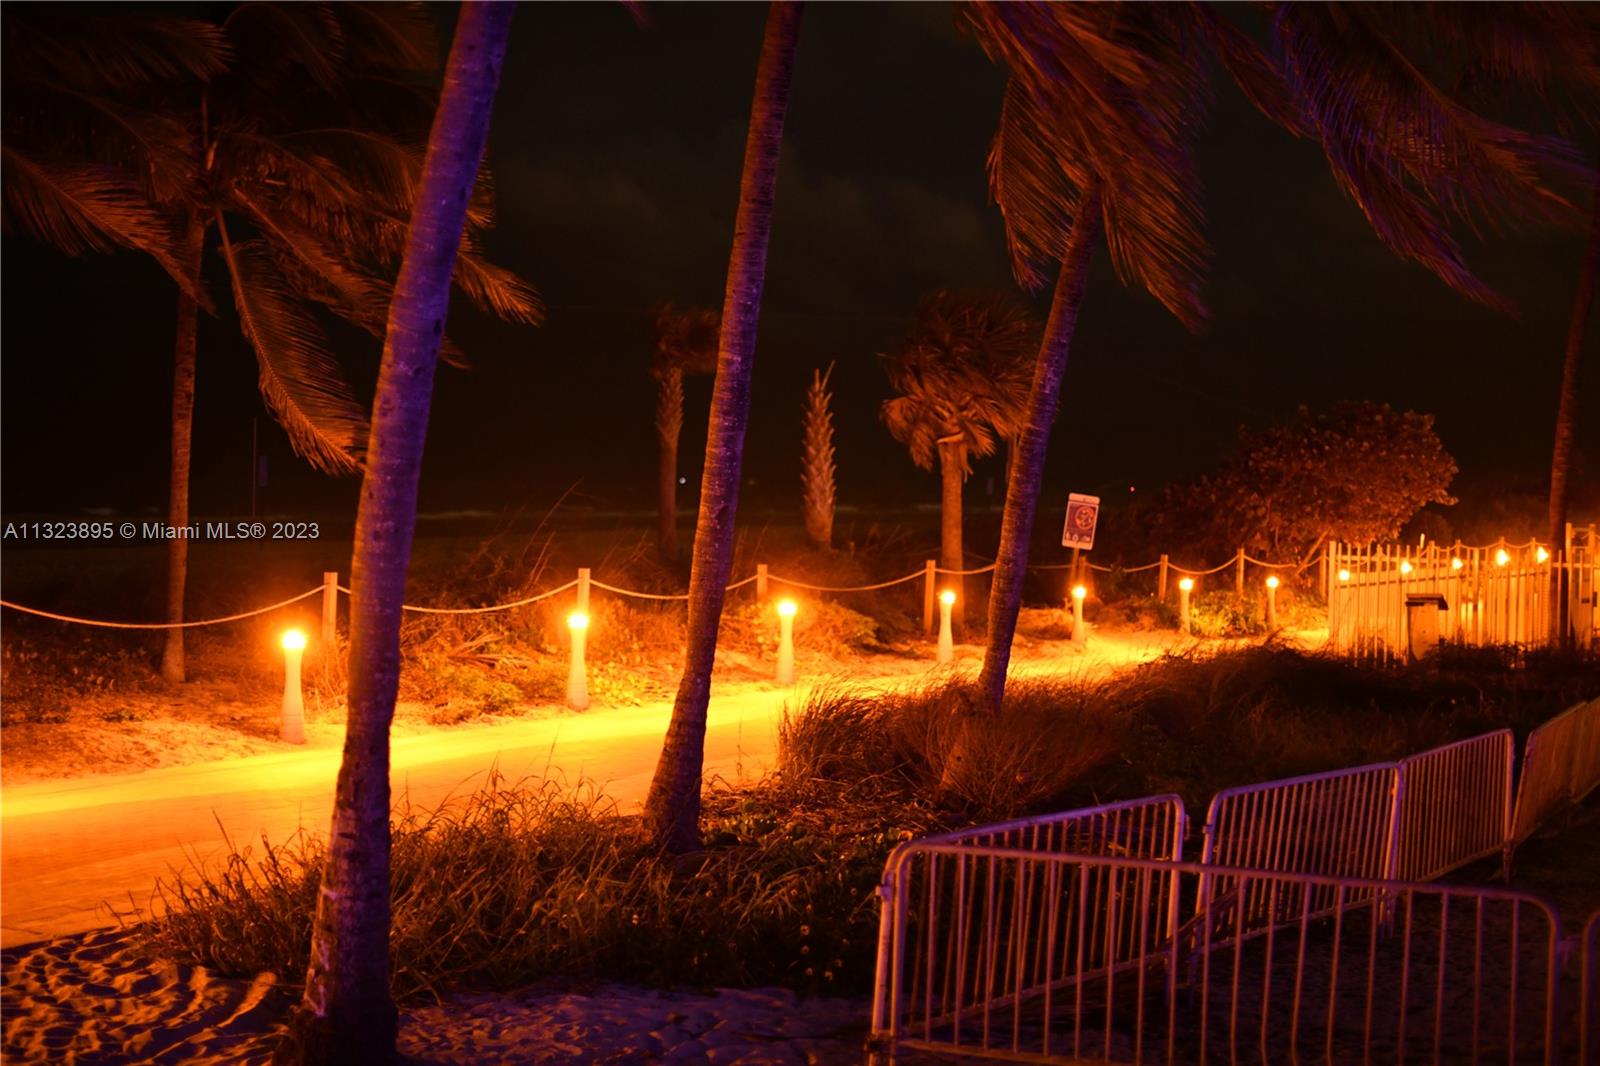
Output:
[[2, 928, 889, 1064]]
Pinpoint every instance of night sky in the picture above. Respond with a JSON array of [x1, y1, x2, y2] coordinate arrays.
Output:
[[2, 3, 1595, 525]]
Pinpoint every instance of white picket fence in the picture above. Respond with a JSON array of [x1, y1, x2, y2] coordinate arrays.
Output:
[[1327, 538, 1599, 661]]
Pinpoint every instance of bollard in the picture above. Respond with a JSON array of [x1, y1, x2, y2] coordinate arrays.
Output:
[[1265, 575, 1279, 631], [1158, 554, 1169, 601], [776, 599, 797, 685], [1071, 584, 1087, 644], [756, 563, 769, 600], [576, 567, 591, 614], [937, 589, 955, 665], [1235, 548, 1245, 597], [922, 560, 937, 634], [1178, 577, 1194, 636], [566, 612, 590, 710], [280, 629, 307, 744]]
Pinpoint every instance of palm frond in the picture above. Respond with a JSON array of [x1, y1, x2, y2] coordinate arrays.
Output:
[[230, 186, 391, 327], [1, 147, 203, 301], [217, 228, 367, 474], [454, 237, 543, 327], [223, 3, 345, 92], [332, 3, 438, 73], [2, 11, 230, 90]]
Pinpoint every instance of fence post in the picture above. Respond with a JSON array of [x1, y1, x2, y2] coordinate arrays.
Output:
[[1319, 544, 1328, 601], [1158, 554, 1169, 602], [321, 571, 338, 680], [923, 559, 937, 634], [576, 567, 591, 615], [1235, 547, 1245, 597], [756, 563, 768, 600]]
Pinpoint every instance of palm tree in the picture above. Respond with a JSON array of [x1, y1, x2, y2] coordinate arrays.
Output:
[[282, 4, 520, 1062], [650, 303, 720, 563], [3, 5, 539, 682], [1549, 194, 1599, 639], [882, 290, 1037, 630], [962, 2, 1586, 712], [644, 0, 804, 853]]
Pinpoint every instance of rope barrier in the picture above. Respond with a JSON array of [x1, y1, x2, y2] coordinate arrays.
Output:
[[1242, 554, 1297, 569], [396, 580, 581, 614], [588, 579, 689, 602], [1171, 560, 1237, 577], [766, 570, 924, 593], [0, 587, 322, 630], [935, 563, 999, 576]]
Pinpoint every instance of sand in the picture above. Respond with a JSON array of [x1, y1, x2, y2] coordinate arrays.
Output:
[[2, 929, 904, 1064]]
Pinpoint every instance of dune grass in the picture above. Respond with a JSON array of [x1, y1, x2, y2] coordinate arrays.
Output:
[[143, 643, 1598, 1002]]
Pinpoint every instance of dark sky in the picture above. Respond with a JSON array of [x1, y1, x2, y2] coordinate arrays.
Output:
[[3, 3, 1596, 524]]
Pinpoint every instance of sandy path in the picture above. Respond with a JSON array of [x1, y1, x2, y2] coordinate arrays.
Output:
[[1, 626, 1201, 948]]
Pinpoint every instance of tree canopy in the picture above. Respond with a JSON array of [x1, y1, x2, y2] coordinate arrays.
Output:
[[1151, 401, 1458, 565]]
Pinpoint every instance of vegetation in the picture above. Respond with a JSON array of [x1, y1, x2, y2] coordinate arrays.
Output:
[[144, 644, 1600, 1005], [800, 363, 836, 551], [1151, 402, 1458, 568]]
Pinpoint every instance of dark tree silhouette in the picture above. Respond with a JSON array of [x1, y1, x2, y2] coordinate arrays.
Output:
[[282, 4, 519, 1063], [650, 303, 720, 563], [645, 1, 803, 852]]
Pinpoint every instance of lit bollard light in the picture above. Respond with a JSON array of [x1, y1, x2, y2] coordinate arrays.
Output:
[[1178, 577, 1194, 636], [1070, 584, 1088, 643], [280, 629, 307, 744], [1535, 545, 1549, 564], [1265, 575, 1280, 631], [776, 599, 797, 685], [937, 589, 956, 665], [567, 612, 590, 711]]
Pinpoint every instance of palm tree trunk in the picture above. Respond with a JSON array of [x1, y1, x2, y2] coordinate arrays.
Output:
[[644, 0, 803, 852], [657, 369, 684, 563], [938, 436, 966, 631], [976, 184, 1103, 711], [284, 5, 515, 1062], [160, 212, 206, 684], [1547, 189, 1599, 645]]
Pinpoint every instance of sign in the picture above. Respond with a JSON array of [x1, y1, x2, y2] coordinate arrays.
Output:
[[1062, 492, 1100, 550]]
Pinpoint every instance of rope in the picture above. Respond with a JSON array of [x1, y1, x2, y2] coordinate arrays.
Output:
[[396, 579, 581, 615], [588, 579, 689, 602], [767, 570, 925, 593], [935, 563, 999, 576], [1171, 560, 1237, 577], [1242, 554, 1297, 568], [0, 587, 322, 630]]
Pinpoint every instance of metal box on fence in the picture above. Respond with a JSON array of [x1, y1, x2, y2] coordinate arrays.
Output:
[[1405, 593, 1448, 661]]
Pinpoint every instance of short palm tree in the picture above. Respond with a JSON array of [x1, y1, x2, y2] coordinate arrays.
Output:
[[882, 289, 1037, 630], [649, 303, 720, 563], [3, 4, 539, 681]]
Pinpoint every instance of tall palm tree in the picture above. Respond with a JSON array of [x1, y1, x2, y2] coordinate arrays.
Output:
[[644, 1, 804, 853], [650, 303, 720, 563], [962, 2, 1584, 712], [3, 5, 539, 682], [882, 289, 1037, 630], [1549, 193, 1599, 639], [282, 4, 519, 1062]]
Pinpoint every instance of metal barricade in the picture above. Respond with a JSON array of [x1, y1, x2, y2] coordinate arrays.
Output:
[[1199, 762, 1400, 936], [1395, 731, 1514, 882], [1510, 705, 1584, 849], [1569, 697, 1600, 805], [871, 848, 1563, 1065], [870, 797, 1187, 1057]]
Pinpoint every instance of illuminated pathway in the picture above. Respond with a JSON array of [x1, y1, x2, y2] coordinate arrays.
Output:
[[0, 685, 795, 947], [0, 628, 1211, 947]]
